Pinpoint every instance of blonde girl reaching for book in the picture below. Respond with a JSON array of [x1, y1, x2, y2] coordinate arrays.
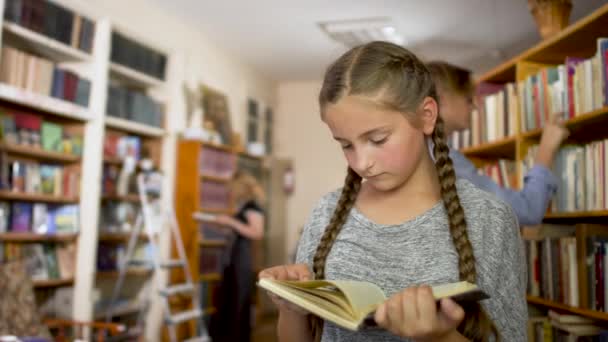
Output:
[[259, 41, 527, 342]]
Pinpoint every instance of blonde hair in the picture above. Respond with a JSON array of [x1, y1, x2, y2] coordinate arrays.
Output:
[[231, 170, 265, 206], [314, 41, 497, 342]]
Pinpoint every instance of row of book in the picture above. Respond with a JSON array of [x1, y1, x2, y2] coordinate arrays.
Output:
[[97, 241, 152, 271], [0, 242, 76, 281], [524, 227, 579, 307], [4, 0, 95, 53], [200, 181, 231, 210], [0, 46, 91, 107], [104, 133, 142, 161], [477, 159, 518, 190], [200, 147, 236, 179], [0, 158, 80, 197], [111, 31, 166, 81], [99, 201, 140, 233], [1, 111, 83, 155], [452, 37, 608, 149], [523, 224, 608, 312], [0, 201, 79, 234], [102, 164, 138, 198], [521, 139, 608, 213], [528, 311, 608, 341], [106, 84, 164, 128]]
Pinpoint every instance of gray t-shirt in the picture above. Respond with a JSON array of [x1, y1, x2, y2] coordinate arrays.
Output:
[[295, 179, 527, 342]]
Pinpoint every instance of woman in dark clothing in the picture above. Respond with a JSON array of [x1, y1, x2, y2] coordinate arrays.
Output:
[[209, 170, 265, 342]]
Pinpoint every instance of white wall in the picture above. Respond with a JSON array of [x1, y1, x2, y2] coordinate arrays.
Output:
[[274, 81, 346, 258]]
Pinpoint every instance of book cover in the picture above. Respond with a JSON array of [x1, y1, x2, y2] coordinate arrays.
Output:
[[10, 201, 32, 232], [52, 204, 79, 233], [41, 122, 63, 152], [32, 203, 49, 234]]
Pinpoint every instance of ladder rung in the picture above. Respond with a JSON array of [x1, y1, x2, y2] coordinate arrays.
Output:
[[160, 259, 185, 268], [166, 309, 202, 325], [184, 337, 210, 342], [128, 259, 152, 267], [159, 284, 195, 296]]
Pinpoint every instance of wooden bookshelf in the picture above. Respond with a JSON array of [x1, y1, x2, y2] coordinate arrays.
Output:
[[2, 22, 92, 62], [98, 232, 148, 242], [476, 3, 608, 83], [200, 273, 222, 282], [97, 268, 153, 278], [94, 302, 141, 320], [521, 107, 608, 140], [0, 143, 81, 163], [544, 210, 608, 219], [201, 141, 234, 153], [527, 296, 608, 321], [33, 278, 74, 288], [0, 83, 92, 121], [102, 194, 140, 203], [461, 136, 517, 159], [105, 116, 165, 137], [201, 174, 232, 183], [0, 191, 79, 203], [109, 62, 164, 88], [0, 232, 78, 242]]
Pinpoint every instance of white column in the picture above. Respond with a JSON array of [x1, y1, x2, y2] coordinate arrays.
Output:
[[73, 18, 111, 322]]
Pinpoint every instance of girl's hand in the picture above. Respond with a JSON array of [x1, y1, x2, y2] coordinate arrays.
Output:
[[258, 264, 312, 316], [374, 286, 465, 341]]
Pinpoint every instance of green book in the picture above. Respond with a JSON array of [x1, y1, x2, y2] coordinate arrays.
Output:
[[41, 122, 63, 152]]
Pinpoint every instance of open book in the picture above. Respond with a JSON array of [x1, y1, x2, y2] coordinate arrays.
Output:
[[258, 279, 489, 331]]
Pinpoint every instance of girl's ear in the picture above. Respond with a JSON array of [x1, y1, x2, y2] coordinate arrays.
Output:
[[419, 96, 439, 135]]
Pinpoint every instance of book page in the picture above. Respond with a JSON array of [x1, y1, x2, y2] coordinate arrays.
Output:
[[281, 280, 386, 319]]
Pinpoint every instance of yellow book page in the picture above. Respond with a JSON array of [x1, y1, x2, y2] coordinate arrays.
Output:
[[281, 280, 386, 319], [282, 284, 355, 317], [258, 278, 365, 330]]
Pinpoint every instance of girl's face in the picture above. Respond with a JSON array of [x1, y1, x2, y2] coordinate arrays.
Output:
[[323, 95, 436, 192], [438, 90, 474, 133]]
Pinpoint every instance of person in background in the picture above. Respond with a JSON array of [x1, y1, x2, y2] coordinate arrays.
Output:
[[208, 170, 265, 342], [427, 61, 570, 225]]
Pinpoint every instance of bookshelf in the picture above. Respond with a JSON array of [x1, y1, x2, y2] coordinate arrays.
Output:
[[0, 83, 92, 121], [0, 232, 78, 242], [0, 1, 181, 338], [2, 22, 92, 62], [463, 3, 608, 325]]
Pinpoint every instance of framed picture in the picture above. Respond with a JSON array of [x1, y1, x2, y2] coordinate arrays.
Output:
[[201, 85, 233, 146]]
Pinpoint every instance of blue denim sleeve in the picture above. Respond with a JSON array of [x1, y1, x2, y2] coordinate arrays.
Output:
[[450, 150, 557, 226]]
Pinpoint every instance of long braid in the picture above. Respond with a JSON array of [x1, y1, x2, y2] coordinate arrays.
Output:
[[431, 116, 499, 341], [310, 168, 362, 341]]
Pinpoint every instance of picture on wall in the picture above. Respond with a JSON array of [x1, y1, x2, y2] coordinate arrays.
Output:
[[201, 85, 233, 146]]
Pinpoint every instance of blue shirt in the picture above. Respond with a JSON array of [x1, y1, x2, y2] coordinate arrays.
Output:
[[449, 149, 557, 226]]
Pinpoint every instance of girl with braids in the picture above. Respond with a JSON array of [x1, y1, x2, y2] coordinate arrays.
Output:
[[259, 41, 526, 342], [426, 61, 569, 226]]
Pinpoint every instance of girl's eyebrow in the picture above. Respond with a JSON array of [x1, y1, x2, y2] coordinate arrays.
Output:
[[333, 125, 391, 142]]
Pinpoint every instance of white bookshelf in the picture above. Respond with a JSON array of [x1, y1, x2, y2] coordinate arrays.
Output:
[[0, 83, 93, 121], [109, 62, 164, 88], [105, 116, 165, 137], [2, 22, 92, 62]]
